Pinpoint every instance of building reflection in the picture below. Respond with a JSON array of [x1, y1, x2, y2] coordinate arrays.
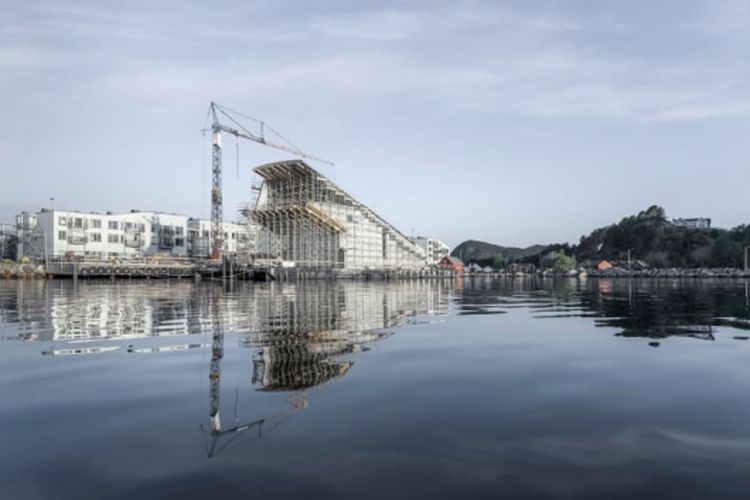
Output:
[[0, 279, 451, 456], [0, 280, 450, 345], [196, 281, 450, 457]]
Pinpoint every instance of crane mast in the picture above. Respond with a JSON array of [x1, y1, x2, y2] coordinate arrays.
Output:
[[207, 102, 332, 260]]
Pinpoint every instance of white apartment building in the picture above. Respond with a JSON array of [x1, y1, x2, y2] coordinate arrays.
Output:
[[410, 236, 451, 265], [187, 218, 252, 258], [672, 218, 712, 230], [16, 209, 252, 261], [33, 209, 189, 259]]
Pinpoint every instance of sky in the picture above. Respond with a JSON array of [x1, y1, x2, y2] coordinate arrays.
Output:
[[1, 0, 749, 248]]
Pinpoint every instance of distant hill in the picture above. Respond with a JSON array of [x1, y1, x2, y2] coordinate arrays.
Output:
[[573, 205, 750, 268], [451, 240, 547, 263], [451, 205, 750, 269], [451, 205, 750, 268]]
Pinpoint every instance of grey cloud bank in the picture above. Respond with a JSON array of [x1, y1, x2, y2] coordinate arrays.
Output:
[[1, 0, 748, 247]]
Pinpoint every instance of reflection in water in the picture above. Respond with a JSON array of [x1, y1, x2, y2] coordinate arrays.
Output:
[[0, 280, 453, 457], [127, 343, 209, 354], [4, 278, 750, 496], [198, 281, 449, 457], [581, 279, 750, 341], [3, 278, 750, 350], [0, 280, 451, 343], [42, 345, 121, 356], [452, 277, 750, 343]]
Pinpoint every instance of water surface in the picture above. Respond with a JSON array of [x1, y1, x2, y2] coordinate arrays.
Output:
[[1, 278, 750, 499]]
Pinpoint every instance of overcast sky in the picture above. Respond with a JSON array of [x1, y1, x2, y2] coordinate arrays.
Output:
[[2, 0, 749, 247]]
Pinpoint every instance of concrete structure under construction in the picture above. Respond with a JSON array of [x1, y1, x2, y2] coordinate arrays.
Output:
[[15, 212, 37, 261], [251, 160, 429, 272], [0, 222, 16, 260]]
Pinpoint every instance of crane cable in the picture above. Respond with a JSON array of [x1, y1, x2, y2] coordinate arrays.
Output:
[[216, 103, 305, 155]]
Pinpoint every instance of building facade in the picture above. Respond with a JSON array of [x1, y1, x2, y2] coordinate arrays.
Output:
[[30, 209, 190, 259], [187, 218, 251, 258], [12, 209, 253, 261], [0, 222, 16, 260], [410, 236, 451, 264], [251, 160, 429, 271], [672, 218, 711, 229]]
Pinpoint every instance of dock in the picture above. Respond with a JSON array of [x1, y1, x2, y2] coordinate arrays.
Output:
[[45, 260, 198, 279]]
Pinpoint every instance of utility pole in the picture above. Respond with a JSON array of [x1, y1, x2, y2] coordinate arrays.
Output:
[[744, 246, 749, 273], [627, 248, 632, 274]]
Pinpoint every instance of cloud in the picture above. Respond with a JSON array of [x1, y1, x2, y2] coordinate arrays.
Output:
[[3, 1, 750, 124], [312, 10, 419, 40]]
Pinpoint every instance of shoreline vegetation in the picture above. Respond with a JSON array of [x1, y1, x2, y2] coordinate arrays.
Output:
[[453, 205, 750, 275]]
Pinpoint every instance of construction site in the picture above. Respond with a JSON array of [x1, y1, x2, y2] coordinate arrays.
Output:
[[4, 103, 451, 281], [250, 160, 429, 276], [208, 102, 442, 280]]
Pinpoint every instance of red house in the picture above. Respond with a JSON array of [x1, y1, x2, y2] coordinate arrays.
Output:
[[438, 256, 464, 274]]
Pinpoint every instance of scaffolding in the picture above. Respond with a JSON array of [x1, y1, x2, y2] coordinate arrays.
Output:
[[251, 160, 428, 271]]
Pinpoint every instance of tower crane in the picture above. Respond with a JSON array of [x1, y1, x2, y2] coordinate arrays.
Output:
[[206, 102, 332, 260]]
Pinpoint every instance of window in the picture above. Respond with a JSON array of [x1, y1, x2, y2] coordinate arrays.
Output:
[[74, 218, 83, 228], [138, 223, 145, 233], [231, 233, 236, 240], [90, 233, 102, 243], [202, 230, 209, 238], [58, 230, 66, 241], [108, 234, 119, 243], [59, 217, 67, 226], [91, 219, 101, 229], [125, 222, 133, 230], [175, 238, 185, 247], [175, 227, 184, 235], [120, 235, 124, 243], [108, 221, 119, 230]]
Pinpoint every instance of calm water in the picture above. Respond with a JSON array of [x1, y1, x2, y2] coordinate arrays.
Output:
[[1, 278, 750, 499]]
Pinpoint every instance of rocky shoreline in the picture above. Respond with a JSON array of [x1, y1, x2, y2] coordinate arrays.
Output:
[[584, 267, 750, 278], [465, 267, 750, 279], [1, 261, 47, 279], [3, 260, 750, 281]]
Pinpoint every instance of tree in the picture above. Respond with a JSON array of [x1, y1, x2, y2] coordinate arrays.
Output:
[[542, 251, 577, 271], [493, 253, 507, 270]]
